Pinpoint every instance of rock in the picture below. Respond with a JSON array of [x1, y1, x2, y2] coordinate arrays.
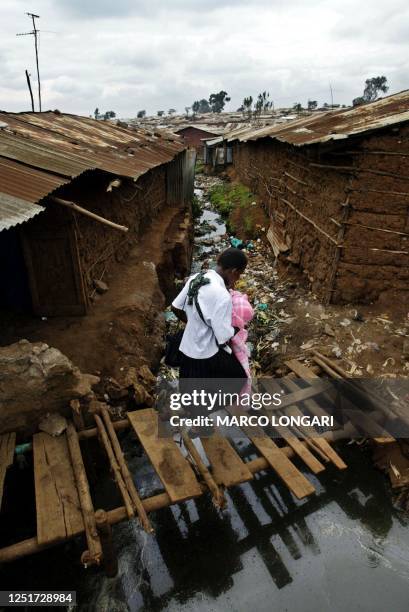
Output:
[[94, 279, 109, 294], [39, 413, 68, 437], [350, 309, 365, 322], [105, 377, 128, 401], [0, 340, 98, 435], [123, 367, 154, 406], [332, 345, 342, 358], [300, 339, 316, 350], [324, 324, 335, 337], [138, 365, 156, 388]]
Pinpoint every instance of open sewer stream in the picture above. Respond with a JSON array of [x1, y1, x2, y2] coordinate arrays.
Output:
[[1, 175, 409, 612]]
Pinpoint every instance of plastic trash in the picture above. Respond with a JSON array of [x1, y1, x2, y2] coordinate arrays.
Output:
[[230, 236, 244, 249], [256, 303, 268, 311]]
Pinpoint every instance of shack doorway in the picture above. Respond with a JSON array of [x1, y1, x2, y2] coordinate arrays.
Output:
[[21, 209, 88, 317], [0, 227, 32, 313]]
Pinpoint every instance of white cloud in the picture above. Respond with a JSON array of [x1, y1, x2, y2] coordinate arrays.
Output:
[[1, 0, 408, 116]]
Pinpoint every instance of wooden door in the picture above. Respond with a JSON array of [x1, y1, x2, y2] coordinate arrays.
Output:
[[21, 216, 88, 316]]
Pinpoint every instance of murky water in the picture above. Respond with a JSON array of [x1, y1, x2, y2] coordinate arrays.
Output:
[[1, 177, 409, 612]]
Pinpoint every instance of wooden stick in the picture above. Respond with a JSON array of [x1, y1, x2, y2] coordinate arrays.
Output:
[[94, 414, 135, 519], [350, 187, 409, 197], [326, 186, 352, 304], [341, 221, 409, 237], [332, 150, 409, 158], [309, 163, 409, 181], [182, 433, 226, 508], [79, 418, 130, 439], [66, 423, 102, 565], [95, 509, 118, 578], [336, 245, 409, 255], [100, 406, 153, 533], [280, 197, 339, 245], [311, 355, 343, 379], [284, 171, 309, 187], [51, 196, 129, 233]]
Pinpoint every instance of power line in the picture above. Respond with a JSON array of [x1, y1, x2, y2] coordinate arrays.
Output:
[[16, 13, 42, 112]]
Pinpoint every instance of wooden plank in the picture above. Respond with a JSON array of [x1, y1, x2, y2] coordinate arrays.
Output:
[[201, 435, 253, 487], [285, 359, 320, 380], [273, 426, 325, 474], [280, 372, 348, 470], [0, 433, 15, 510], [127, 409, 202, 503], [33, 432, 84, 546], [264, 379, 332, 410], [227, 406, 315, 499]]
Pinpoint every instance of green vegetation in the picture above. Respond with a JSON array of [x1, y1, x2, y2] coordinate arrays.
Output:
[[195, 159, 204, 174], [209, 183, 252, 217], [209, 183, 257, 235], [191, 194, 202, 219]]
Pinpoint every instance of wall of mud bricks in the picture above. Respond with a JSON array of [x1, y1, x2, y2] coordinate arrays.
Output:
[[232, 126, 409, 304]]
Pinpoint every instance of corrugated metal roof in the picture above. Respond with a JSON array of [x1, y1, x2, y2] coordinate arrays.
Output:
[[0, 112, 184, 178], [0, 157, 70, 204], [0, 192, 44, 232], [224, 90, 409, 147], [0, 110, 186, 230]]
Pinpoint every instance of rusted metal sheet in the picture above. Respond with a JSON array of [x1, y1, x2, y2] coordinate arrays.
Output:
[[0, 111, 187, 230], [0, 158, 68, 206], [0, 192, 44, 232], [225, 90, 409, 147], [0, 132, 92, 178]]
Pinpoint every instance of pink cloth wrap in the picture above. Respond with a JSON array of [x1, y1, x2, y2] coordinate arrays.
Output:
[[229, 289, 254, 378]]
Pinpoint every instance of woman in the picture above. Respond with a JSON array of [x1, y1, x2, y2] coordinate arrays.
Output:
[[171, 247, 248, 384]]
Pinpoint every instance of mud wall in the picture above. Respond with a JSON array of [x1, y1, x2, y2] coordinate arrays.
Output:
[[333, 125, 409, 302], [59, 165, 168, 300], [232, 138, 349, 300], [232, 127, 409, 304]]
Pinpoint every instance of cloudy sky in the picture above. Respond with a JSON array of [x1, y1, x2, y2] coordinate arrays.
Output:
[[1, 0, 408, 117]]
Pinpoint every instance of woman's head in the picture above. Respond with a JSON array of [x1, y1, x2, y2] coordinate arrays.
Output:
[[216, 247, 248, 288]]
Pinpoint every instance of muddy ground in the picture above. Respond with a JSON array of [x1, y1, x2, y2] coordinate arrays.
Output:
[[0, 205, 192, 387]]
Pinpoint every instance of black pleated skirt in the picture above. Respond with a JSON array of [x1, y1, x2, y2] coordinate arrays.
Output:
[[179, 348, 248, 404], [180, 348, 247, 379]]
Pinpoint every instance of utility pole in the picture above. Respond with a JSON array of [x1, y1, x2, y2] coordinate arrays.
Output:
[[329, 83, 334, 110], [17, 13, 42, 112], [25, 70, 35, 112]]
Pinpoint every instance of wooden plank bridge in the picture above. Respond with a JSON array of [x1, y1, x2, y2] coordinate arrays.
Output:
[[0, 356, 395, 574]]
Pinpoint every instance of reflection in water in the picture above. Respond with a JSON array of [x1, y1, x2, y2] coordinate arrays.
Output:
[[1, 438, 409, 611], [73, 441, 408, 611]]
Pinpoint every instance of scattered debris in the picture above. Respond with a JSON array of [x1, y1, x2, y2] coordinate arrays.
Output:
[[94, 279, 109, 294], [38, 413, 68, 437]]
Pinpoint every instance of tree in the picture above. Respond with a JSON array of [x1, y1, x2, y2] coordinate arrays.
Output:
[[192, 101, 200, 115], [209, 90, 231, 113], [353, 76, 388, 106], [94, 107, 99, 119], [293, 102, 303, 112], [157, 110, 165, 117], [103, 110, 116, 120], [242, 96, 253, 117], [168, 108, 176, 115], [307, 100, 318, 111], [198, 98, 211, 113], [137, 110, 146, 118], [254, 91, 273, 119], [185, 106, 191, 117]]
